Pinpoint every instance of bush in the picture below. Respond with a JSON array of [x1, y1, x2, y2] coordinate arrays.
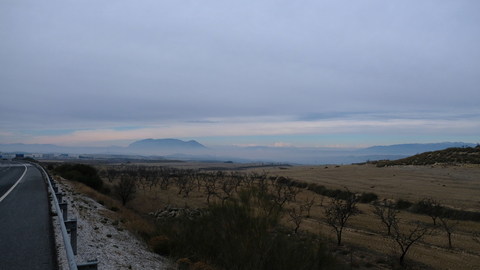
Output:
[[191, 262, 214, 270], [359, 192, 378, 203], [295, 181, 309, 189], [275, 176, 291, 185], [176, 258, 192, 270], [156, 186, 335, 270], [101, 185, 111, 195], [148, 235, 172, 256], [326, 189, 343, 198], [54, 164, 104, 191], [307, 183, 326, 194], [395, 199, 413, 210]]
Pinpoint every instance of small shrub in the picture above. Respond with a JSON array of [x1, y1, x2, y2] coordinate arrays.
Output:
[[176, 258, 192, 270], [54, 164, 104, 191], [158, 186, 336, 270], [191, 262, 214, 270], [148, 235, 172, 256], [395, 199, 412, 210], [275, 176, 291, 185], [336, 190, 354, 200], [307, 183, 322, 192], [326, 189, 342, 198], [375, 256, 387, 264], [295, 181, 308, 189], [101, 186, 111, 195], [359, 192, 378, 203]]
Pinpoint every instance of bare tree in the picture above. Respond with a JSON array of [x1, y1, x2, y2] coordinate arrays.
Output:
[[271, 181, 292, 208], [419, 198, 443, 226], [173, 169, 196, 196], [138, 166, 156, 195], [391, 220, 430, 266], [173, 170, 186, 195], [202, 173, 218, 204], [324, 191, 359, 246], [243, 172, 257, 187], [158, 167, 172, 190], [123, 166, 139, 187], [288, 185, 301, 202], [182, 170, 196, 197], [218, 178, 236, 205], [147, 169, 160, 191], [114, 175, 137, 206], [318, 194, 325, 206], [192, 170, 203, 192], [255, 171, 269, 195], [300, 197, 315, 218], [230, 171, 244, 192], [439, 216, 459, 249], [105, 166, 119, 182], [473, 233, 480, 245], [372, 199, 399, 236], [288, 206, 304, 234]]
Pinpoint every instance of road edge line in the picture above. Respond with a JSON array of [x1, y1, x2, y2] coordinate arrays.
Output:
[[0, 164, 28, 203]]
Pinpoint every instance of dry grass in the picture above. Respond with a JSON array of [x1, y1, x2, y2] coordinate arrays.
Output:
[[256, 164, 480, 210], [58, 162, 480, 270], [255, 164, 480, 269]]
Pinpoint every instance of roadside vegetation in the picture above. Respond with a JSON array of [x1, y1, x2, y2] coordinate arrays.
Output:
[[46, 162, 480, 269]]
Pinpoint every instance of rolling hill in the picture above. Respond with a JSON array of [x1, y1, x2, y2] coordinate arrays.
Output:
[[375, 145, 480, 167]]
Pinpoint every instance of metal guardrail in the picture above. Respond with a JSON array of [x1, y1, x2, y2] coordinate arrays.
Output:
[[34, 163, 98, 270]]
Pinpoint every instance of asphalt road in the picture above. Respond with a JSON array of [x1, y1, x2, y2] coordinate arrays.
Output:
[[0, 160, 57, 269]]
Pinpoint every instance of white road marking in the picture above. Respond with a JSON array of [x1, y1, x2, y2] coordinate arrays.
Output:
[[0, 164, 28, 203]]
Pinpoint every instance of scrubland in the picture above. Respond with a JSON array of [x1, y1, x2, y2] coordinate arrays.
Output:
[[49, 161, 480, 270]]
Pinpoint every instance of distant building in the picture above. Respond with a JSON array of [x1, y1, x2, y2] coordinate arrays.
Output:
[[26, 153, 43, 158], [15, 154, 25, 158]]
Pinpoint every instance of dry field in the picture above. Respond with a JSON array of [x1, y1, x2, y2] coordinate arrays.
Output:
[[248, 164, 480, 269], [70, 161, 480, 269]]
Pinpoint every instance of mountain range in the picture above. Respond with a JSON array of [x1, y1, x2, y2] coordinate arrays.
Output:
[[128, 138, 206, 150], [0, 139, 476, 165]]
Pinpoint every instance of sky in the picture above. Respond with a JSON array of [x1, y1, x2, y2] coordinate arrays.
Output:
[[1, 1, 479, 149]]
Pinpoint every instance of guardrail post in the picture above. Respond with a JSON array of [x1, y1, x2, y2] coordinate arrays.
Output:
[[59, 201, 68, 220], [56, 192, 63, 202], [77, 259, 98, 270], [64, 218, 78, 255], [33, 163, 101, 269]]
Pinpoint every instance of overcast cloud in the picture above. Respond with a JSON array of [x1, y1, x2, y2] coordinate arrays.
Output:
[[1, 1, 479, 147]]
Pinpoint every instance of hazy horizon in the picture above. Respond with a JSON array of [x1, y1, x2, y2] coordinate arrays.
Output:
[[2, 1, 479, 148]]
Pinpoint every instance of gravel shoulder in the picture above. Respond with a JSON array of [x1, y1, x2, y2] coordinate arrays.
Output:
[[51, 179, 174, 270]]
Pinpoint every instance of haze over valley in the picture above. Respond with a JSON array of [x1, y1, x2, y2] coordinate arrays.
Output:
[[1, 139, 476, 164]]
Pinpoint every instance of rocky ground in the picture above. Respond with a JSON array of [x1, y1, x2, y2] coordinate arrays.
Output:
[[50, 179, 174, 270]]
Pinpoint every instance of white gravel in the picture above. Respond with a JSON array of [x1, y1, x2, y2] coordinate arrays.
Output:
[[51, 180, 174, 270]]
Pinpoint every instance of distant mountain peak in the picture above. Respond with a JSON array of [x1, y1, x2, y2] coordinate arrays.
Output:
[[359, 142, 475, 155], [128, 138, 207, 149]]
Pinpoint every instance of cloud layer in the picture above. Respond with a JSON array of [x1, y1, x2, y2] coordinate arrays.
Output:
[[1, 1, 479, 146]]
